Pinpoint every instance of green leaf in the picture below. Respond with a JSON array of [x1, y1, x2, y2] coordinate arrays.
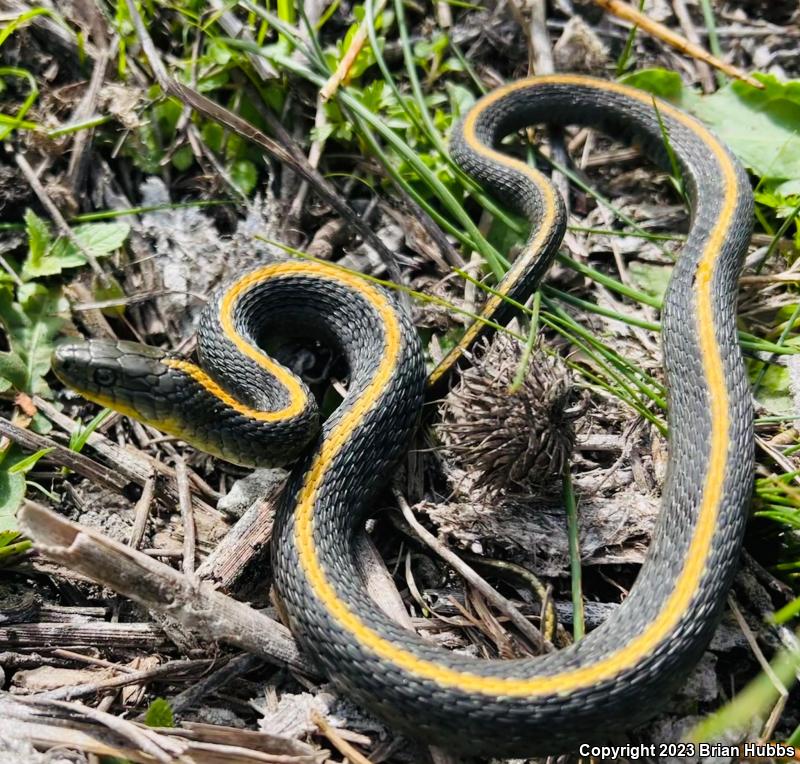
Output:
[[72, 222, 130, 257], [623, 68, 686, 102], [230, 159, 258, 195], [171, 145, 194, 171], [0, 282, 66, 395], [29, 411, 52, 435], [0, 466, 25, 532], [0, 350, 28, 391], [624, 69, 800, 181], [0, 530, 21, 548], [22, 221, 129, 279], [144, 698, 174, 728], [207, 39, 232, 65], [0, 529, 31, 562], [8, 447, 54, 474], [628, 262, 672, 301], [749, 358, 794, 415], [24, 209, 51, 262]]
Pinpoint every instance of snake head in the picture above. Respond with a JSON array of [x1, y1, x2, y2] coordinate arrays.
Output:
[[52, 339, 320, 467], [52, 339, 183, 425]]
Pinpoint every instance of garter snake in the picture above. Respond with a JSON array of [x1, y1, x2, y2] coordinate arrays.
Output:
[[52, 75, 754, 754]]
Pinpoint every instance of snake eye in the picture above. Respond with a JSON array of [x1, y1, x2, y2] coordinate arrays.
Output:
[[93, 367, 116, 387]]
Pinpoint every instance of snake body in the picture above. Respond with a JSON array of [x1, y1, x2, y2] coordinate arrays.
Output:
[[53, 75, 754, 754]]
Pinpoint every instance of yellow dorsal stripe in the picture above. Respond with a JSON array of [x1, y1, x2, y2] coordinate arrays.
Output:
[[294, 76, 739, 696]]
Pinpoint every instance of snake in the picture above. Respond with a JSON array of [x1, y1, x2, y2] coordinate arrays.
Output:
[[52, 75, 754, 755]]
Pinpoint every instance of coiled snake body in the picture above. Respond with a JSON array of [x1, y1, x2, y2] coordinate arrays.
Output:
[[53, 75, 754, 754]]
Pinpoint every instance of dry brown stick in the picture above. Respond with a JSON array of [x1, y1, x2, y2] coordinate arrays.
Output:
[[36, 658, 212, 702], [63, 698, 177, 762], [393, 489, 551, 653], [671, 0, 715, 93], [194, 480, 283, 589], [0, 692, 326, 763], [174, 458, 196, 576], [592, 0, 762, 88], [65, 38, 117, 193], [168, 652, 263, 714], [319, 0, 387, 101], [0, 621, 170, 650], [51, 648, 137, 674], [312, 711, 376, 764], [0, 416, 133, 495], [727, 595, 788, 743], [123, 0, 403, 278], [18, 501, 316, 675], [354, 534, 414, 629], [128, 476, 155, 550]]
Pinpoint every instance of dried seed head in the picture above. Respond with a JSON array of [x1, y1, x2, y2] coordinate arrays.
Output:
[[437, 334, 575, 497]]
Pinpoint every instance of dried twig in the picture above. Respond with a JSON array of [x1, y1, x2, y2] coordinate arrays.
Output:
[[0, 621, 170, 651], [319, 0, 387, 101], [592, 0, 763, 88], [312, 711, 375, 764], [175, 458, 196, 576], [128, 476, 155, 550], [195, 475, 285, 589], [671, 0, 715, 92], [168, 653, 263, 715], [0, 416, 134, 495], [393, 489, 551, 653], [19, 501, 317, 676], [37, 658, 213, 702], [0, 692, 327, 763]]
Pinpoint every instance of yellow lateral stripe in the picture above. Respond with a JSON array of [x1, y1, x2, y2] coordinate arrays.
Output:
[[169, 262, 314, 422], [428, 124, 559, 385], [296, 76, 739, 695]]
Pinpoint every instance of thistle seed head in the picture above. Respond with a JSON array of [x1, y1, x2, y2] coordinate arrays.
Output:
[[437, 334, 575, 497]]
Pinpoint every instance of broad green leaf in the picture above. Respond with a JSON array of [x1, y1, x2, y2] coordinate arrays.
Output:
[[0, 467, 25, 532], [144, 698, 174, 728], [171, 145, 194, 171], [23, 241, 84, 279], [628, 262, 672, 301], [623, 68, 686, 102], [72, 222, 130, 257], [624, 69, 800, 181], [0, 350, 28, 391], [0, 530, 21, 548], [29, 411, 52, 435], [0, 282, 66, 395], [22, 220, 129, 279], [748, 338, 800, 415]]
